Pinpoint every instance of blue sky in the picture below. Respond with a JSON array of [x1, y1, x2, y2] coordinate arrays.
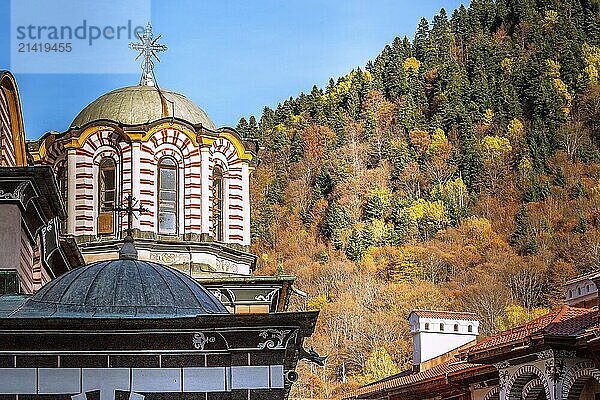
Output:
[[0, 0, 468, 139]]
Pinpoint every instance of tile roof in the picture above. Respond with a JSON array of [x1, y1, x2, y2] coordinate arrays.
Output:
[[342, 360, 489, 399], [461, 305, 596, 357], [343, 305, 597, 399], [410, 309, 478, 321]]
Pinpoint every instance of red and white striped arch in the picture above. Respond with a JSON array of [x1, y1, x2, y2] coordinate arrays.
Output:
[[209, 137, 249, 245], [37, 126, 250, 246]]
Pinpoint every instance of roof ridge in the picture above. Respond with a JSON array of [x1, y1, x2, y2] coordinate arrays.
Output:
[[553, 305, 570, 322], [344, 359, 487, 398]]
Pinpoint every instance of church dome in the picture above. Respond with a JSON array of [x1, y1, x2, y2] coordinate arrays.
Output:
[[14, 259, 228, 318], [71, 85, 216, 130]]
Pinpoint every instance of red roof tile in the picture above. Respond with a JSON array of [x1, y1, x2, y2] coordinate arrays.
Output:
[[461, 305, 596, 357], [342, 360, 488, 399], [410, 309, 478, 321], [343, 306, 597, 399]]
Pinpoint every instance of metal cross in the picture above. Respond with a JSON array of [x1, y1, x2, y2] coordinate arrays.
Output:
[[113, 194, 148, 238], [129, 22, 167, 86]]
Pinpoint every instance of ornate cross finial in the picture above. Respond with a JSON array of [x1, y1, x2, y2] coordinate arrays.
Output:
[[129, 22, 167, 86], [113, 194, 148, 260], [114, 194, 148, 239]]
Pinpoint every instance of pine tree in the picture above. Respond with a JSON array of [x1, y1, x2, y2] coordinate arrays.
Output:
[[511, 206, 538, 255], [290, 131, 304, 163], [247, 116, 259, 140], [236, 117, 249, 138], [259, 107, 275, 141], [428, 8, 454, 66], [414, 18, 430, 63], [345, 228, 366, 262]]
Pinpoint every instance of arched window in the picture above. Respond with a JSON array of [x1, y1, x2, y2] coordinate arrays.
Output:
[[158, 157, 178, 235], [468, 325, 473, 333], [569, 289, 573, 298], [98, 158, 116, 235], [212, 166, 224, 241], [439, 323, 444, 331], [578, 287, 582, 296], [453, 324, 459, 332], [424, 323, 429, 331]]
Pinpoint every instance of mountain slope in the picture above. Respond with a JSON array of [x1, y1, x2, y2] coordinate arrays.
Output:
[[238, 0, 600, 396]]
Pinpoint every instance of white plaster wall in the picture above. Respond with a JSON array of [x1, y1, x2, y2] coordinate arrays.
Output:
[[66, 148, 77, 235], [200, 147, 212, 236], [409, 314, 479, 365], [138, 248, 251, 275], [414, 331, 477, 364], [240, 162, 251, 245], [565, 279, 597, 305]]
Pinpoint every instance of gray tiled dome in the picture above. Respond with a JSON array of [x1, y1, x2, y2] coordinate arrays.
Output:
[[14, 259, 227, 318], [71, 85, 216, 129]]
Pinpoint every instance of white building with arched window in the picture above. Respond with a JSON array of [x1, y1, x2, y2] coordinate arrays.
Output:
[[28, 84, 257, 276]]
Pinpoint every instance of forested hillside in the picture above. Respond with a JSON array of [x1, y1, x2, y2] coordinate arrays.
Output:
[[235, 0, 600, 397]]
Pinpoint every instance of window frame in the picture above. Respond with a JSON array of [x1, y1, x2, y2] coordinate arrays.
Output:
[[212, 165, 225, 241], [157, 156, 179, 235], [0, 270, 19, 294], [98, 158, 117, 235]]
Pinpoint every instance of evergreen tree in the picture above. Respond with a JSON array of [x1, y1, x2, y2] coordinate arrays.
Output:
[[345, 228, 366, 262], [322, 202, 350, 239], [290, 131, 304, 163], [414, 18, 430, 63], [511, 206, 538, 255], [247, 116, 259, 140], [236, 117, 249, 138]]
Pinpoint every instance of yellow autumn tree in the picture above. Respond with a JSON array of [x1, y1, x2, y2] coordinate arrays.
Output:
[[546, 59, 561, 78], [481, 135, 512, 192], [482, 135, 512, 161], [543, 10, 558, 30], [403, 57, 421, 75], [434, 177, 469, 209], [501, 57, 513, 76], [426, 128, 455, 185], [495, 304, 549, 331], [507, 118, 524, 144], [307, 295, 329, 311], [427, 128, 452, 157], [483, 109, 494, 127], [371, 245, 427, 282], [582, 42, 600, 84], [456, 216, 508, 254], [407, 199, 449, 239], [553, 78, 573, 116], [360, 346, 400, 383]]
